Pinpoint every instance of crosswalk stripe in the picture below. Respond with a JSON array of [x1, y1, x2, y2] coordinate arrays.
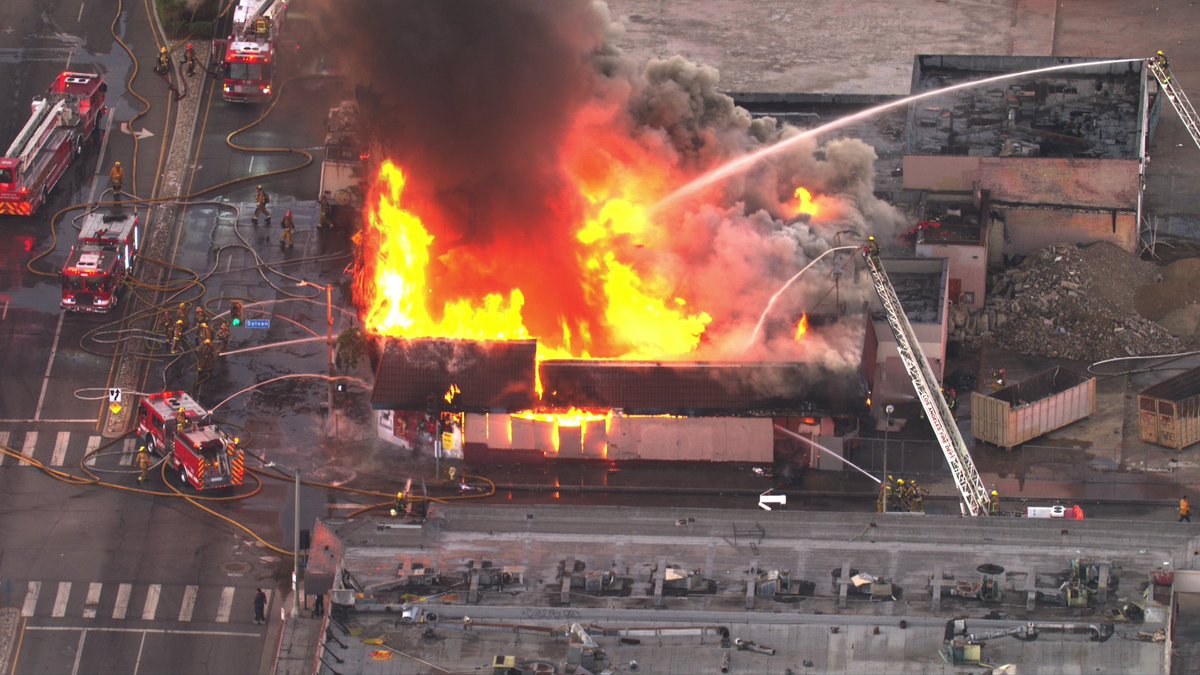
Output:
[[20, 431, 37, 466], [179, 585, 198, 622], [215, 586, 235, 623], [21, 581, 40, 617], [112, 583, 132, 620], [120, 438, 135, 466], [142, 583, 161, 620], [83, 582, 102, 619], [84, 435, 101, 467], [52, 581, 71, 618], [0, 431, 9, 465], [52, 431, 70, 467]]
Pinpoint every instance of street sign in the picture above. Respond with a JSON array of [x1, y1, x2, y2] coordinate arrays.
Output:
[[758, 489, 787, 511], [109, 403, 122, 415], [108, 388, 122, 404], [246, 318, 271, 329]]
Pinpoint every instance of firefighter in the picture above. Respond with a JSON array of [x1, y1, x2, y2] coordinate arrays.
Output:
[[1156, 50, 1171, 82], [318, 190, 332, 228], [1180, 495, 1192, 523], [170, 318, 185, 354], [878, 475, 894, 513], [895, 478, 907, 511], [390, 491, 405, 517], [215, 318, 230, 353], [197, 339, 215, 374], [176, 406, 191, 433], [989, 489, 1001, 516], [945, 388, 958, 417], [252, 185, 270, 224], [910, 479, 927, 513], [991, 368, 1006, 392], [176, 301, 190, 327], [197, 321, 211, 344], [195, 303, 207, 327], [136, 446, 152, 482], [155, 46, 170, 74], [867, 235, 880, 259], [185, 43, 196, 77], [280, 209, 295, 249], [109, 161, 124, 196]]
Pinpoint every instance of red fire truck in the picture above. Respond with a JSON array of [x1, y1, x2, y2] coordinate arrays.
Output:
[[60, 208, 140, 313], [0, 72, 106, 216], [215, 0, 288, 102], [136, 391, 246, 490]]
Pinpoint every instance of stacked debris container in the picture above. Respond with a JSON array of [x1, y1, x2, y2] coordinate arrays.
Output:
[[1138, 365, 1200, 450], [971, 367, 1096, 450]]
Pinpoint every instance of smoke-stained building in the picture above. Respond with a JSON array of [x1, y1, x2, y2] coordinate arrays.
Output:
[[902, 55, 1158, 255]]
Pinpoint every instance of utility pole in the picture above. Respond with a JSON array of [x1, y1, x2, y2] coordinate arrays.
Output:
[[297, 280, 336, 438], [292, 466, 300, 618], [883, 404, 894, 513]]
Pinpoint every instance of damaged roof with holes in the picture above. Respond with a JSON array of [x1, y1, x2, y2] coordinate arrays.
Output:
[[371, 338, 538, 411], [908, 55, 1149, 159], [539, 360, 868, 416]]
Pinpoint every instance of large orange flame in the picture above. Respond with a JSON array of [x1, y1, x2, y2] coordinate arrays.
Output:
[[794, 312, 809, 341], [791, 186, 821, 219], [356, 158, 712, 360]]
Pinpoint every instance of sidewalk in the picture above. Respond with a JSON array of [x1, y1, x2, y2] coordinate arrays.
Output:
[[264, 590, 326, 675]]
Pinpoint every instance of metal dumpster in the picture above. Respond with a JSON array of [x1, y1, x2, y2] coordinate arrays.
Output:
[[1138, 366, 1200, 450], [970, 367, 1096, 449]]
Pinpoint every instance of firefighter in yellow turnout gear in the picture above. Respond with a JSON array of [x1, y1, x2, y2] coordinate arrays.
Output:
[[136, 446, 152, 482]]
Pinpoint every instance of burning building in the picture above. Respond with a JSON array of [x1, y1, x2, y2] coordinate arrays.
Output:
[[313, 0, 925, 464]]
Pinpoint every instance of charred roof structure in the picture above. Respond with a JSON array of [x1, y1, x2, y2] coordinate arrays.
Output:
[[907, 55, 1147, 159], [540, 360, 868, 416], [371, 338, 538, 411]]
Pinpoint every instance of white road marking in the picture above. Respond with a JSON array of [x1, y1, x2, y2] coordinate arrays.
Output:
[[21, 581, 41, 617], [52, 430, 70, 467], [82, 582, 102, 619], [112, 583, 131, 619], [20, 431, 37, 466], [52, 581, 71, 617], [0, 419, 96, 424], [178, 585, 198, 622], [27, 626, 260, 637], [77, 2, 85, 22], [33, 312, 65, 421], [120, 438, 135, 466], [141, 583, 161, 620], [0, 431, 8, 465], [70, 630, 88, 675], [215, 586, 235, 623], [133, 631, 146, 675], [84, 435, 101, 467], [87, 106, 115, 205]]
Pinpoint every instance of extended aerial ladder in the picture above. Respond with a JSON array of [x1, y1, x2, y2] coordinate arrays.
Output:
[[1147, 53, 1200, 152], [862, 250, 991, 516]]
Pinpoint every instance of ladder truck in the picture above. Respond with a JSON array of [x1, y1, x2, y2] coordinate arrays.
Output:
[[862, 248, 992, 516], [0, 72, 107, 216], [215, 0, 288, 102]]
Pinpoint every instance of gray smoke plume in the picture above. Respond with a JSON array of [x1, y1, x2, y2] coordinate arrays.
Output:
[[312, 0, 904, 366]]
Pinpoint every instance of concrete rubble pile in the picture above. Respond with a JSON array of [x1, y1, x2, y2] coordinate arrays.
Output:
[[949, 242, 1177, 361]]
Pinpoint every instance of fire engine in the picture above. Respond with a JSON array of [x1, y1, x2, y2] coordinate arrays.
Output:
[[0, 72, 106, 216], [215, 0, 288, 102], [60, 208, 140, 313], [136, 391, 246, 490]]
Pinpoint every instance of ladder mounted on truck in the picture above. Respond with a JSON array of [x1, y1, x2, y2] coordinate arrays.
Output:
[[1147, 53, 1200, 152], [5, 98, 66, 172], [862, 250, 991, 516]]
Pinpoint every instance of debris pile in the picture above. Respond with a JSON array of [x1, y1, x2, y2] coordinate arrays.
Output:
[[950, 242, 1177, 361]]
